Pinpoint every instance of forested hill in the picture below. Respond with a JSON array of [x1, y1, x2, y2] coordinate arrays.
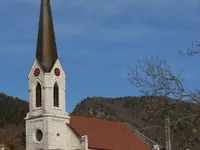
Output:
[[73, 96, 199, 150], [0, 93, 28, 149], [0, 93, 199, 150]]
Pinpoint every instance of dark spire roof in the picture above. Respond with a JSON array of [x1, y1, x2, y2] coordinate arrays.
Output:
[[36, 0, 58, 72]]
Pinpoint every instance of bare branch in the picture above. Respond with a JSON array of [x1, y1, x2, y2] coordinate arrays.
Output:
[[179, 41, 200, 56], [128, 57, 200, 148]]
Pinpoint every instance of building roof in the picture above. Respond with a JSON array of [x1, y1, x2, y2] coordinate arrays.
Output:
[[69, 115, 151, 150], [36, 0, 58, 72]]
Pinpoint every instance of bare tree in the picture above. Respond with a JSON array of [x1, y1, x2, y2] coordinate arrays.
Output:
[[179, 41, 200, 56], [128, 52, 200, 149]]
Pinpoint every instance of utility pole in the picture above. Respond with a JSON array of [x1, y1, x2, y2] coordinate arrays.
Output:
[[165, 117, 172, 150]]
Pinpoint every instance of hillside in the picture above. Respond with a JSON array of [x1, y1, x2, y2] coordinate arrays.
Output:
[[0, 93, 28, 149], [0, 93, 199, 149], [72, 96, 199, 150]]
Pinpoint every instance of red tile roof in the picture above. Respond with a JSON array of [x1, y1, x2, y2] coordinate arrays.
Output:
[[69, 115, 151, 150]]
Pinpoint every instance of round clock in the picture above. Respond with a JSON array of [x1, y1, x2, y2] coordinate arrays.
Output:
[[34, 68, 40, 77], [54, 68, 60, 76], [35, 129, 43, 141]]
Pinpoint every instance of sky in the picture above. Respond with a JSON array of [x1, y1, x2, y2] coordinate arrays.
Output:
[[0, 0, 200, 113]]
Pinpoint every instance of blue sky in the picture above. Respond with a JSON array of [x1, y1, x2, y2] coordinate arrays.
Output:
[[0, 0, 200, 112]]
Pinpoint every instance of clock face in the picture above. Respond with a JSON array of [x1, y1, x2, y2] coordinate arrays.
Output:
[[54, 68, 60, 76], [35, 129, 43, 141], [34, 68, 40, 77]]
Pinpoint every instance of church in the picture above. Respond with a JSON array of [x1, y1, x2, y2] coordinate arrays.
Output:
[[24, 0, 153, 150]]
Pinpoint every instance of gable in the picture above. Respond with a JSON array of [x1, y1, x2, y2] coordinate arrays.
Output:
[[66, 124, 82, 149]]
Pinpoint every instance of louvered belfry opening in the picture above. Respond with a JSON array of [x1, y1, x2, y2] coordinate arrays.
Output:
[[54, 83, 59, 107], [36, 83, 42, 107]]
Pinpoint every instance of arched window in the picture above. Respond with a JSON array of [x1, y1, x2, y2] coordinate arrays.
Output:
[[36, 83, 42, 107], [54, 83, 59, 107]]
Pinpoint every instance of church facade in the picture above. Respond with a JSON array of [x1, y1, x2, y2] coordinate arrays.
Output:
[[25, 0, 152, 150]]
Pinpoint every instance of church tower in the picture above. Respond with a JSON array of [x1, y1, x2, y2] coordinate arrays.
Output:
[[25, 0, 70, 149]]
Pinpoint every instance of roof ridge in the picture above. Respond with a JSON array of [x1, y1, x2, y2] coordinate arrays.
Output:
[[125, 122, 163, 148]]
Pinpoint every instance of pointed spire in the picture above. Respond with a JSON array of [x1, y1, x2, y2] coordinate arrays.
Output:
[[36, 0, 58, 72]]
